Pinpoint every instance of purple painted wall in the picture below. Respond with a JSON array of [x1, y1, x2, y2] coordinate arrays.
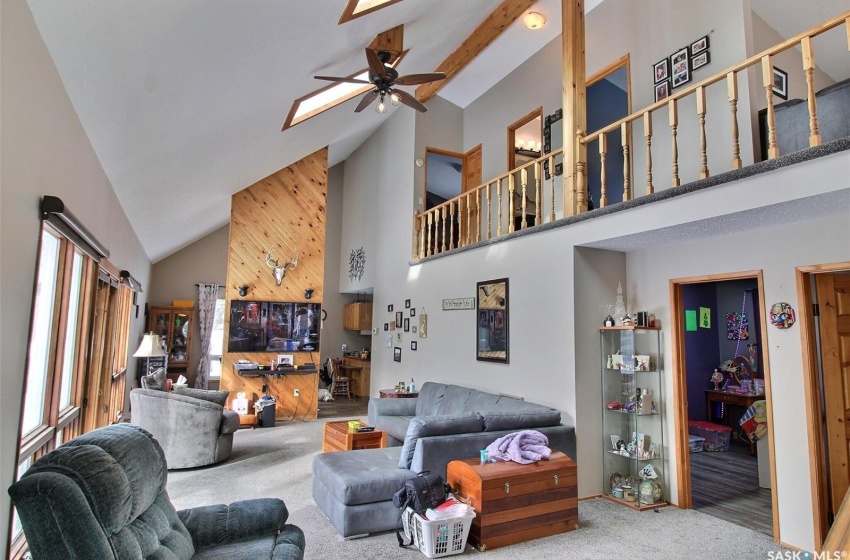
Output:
[[683, 283, 720, 421]]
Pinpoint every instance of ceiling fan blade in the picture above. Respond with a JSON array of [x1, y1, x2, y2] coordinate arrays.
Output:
[[394, 72, 447, 86], [365, 48, 386, 78], [392, 89, 427, 113], [354, 90, 380, 113], [314, 75, 371, 84]]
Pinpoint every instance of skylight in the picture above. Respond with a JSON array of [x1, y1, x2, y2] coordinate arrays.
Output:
[[282, 54, 405, 131], [339, 0, 404, 24]]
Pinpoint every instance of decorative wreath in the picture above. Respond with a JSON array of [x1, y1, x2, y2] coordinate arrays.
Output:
[[769, 302, 795, 329]]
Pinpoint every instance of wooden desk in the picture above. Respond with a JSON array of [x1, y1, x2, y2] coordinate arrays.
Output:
[[705, 389, 762, 454], [322, 419, 386, 452], [379, 389, 418, 398]]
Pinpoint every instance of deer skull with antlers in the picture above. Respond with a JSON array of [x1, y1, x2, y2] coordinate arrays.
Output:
[[266, 248, 298, 286]]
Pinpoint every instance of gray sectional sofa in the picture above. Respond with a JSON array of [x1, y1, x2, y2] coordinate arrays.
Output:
[[313, 382, 575, 537]]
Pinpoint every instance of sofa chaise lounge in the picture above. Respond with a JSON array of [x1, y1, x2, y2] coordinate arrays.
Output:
[[313, 382, 576, 537]]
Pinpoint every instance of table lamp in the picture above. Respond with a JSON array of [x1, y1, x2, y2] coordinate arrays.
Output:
[[134, 332, 167, 375]]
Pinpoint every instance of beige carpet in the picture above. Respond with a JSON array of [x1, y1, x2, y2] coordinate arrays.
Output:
[[167, 418, 789, 559]]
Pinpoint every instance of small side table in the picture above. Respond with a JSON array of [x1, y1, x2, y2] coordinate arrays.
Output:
[[322, 419, 386, 453], [379, 389, 419, 398]]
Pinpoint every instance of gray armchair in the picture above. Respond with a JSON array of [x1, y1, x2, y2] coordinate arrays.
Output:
[[8, 423, 305, 560], [130, 387, 238, 469]]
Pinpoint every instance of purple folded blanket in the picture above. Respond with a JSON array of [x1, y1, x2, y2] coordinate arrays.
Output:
[[485, 430, 551, 464]]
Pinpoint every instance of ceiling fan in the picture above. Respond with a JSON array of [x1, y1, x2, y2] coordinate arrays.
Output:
[[314, 48, 445, 114]]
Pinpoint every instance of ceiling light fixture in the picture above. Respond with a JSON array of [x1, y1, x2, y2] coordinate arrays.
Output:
[[523, 12, 546, 30], [390, 91, 401, 106], [376, 94, 388, 114]]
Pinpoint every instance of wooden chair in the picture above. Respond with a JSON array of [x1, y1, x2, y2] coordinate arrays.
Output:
[[331, 358, 352, 400]]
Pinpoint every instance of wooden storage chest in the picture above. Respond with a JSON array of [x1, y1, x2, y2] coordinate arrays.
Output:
[[445, 451, 578, 551]]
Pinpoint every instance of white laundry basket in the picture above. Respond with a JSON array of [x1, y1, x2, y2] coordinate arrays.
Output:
[[402, 508, 475, 558]]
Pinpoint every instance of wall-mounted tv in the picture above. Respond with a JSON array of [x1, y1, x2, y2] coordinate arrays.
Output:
[[228, 301, 321, 353]]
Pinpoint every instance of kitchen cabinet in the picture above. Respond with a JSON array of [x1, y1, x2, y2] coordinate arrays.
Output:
[[343, 302, 372, 331]]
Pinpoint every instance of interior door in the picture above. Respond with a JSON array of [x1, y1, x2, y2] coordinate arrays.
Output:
[[462, 144, 482, 243], [816, 273, 850, 519]]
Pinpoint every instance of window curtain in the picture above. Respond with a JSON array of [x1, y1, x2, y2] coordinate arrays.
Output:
[[194, 283, 219, 389]]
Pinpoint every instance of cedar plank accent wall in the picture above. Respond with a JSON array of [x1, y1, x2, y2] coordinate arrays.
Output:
[[222, 148, 328, 421]]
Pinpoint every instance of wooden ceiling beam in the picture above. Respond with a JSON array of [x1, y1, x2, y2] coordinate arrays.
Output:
[[369, 24, 404, 58], [415, 0, 537, 103]]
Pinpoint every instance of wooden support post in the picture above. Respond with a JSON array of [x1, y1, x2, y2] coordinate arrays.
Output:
[[643, 111, 653, 195], [727, 72, 743, 170], [669, 99, 680, 187], [599, 132, 608, 207], [801, 37, 822, 147], [621, 122, 631, 201], [762, 55, 780, 159], [696, 85, 709, 179], [562, 0, 586, 217]]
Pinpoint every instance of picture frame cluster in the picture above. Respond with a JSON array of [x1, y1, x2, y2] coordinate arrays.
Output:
[[653, 34, 711, 102]]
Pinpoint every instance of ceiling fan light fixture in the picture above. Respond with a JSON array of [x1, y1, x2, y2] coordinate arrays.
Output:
[[376, 94, 388, 114], [390, 91, 401, 106], [523, 12, 546, 30]]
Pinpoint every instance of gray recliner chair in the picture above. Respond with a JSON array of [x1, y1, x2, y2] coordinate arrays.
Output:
[[8, 423, 305, 560], [130, 387, 238, 469]]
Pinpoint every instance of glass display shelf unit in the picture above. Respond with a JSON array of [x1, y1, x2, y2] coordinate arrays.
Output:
[[600, 326, 665, 511]]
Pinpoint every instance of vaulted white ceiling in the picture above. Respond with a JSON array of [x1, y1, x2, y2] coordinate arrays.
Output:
[[25, 0, 848, 262]]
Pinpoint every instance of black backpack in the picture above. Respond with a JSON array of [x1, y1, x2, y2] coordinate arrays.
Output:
[[319, 358, 333, 387]]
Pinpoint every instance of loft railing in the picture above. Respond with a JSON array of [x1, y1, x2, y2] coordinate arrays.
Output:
[[414, 148, 563, 258], [414, 11, 849, 260]]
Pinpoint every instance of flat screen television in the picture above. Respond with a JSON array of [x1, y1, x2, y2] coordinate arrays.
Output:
[[228, 300, 321, 353]]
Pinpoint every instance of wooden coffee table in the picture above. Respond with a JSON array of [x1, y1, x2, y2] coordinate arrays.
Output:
[[322, 419, 386, 453]]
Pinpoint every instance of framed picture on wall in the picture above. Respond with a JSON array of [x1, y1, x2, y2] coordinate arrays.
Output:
[[653, 58, 669, 83], [655, 80, 671, 102], [691, 50, 710, 71], [772, 67, 788, 100], [691, 35, 709, 55], [671, 47, 690, 88]]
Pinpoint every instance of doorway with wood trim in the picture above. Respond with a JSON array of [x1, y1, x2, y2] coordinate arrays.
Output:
[[423, 145, 482, 252], [796, 262, 850, 551], [670, 271, 779, 540]]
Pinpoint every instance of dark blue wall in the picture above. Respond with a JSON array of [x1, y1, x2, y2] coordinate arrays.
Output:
[[586, 78, 627, 209], [683, 283, 720, 421]]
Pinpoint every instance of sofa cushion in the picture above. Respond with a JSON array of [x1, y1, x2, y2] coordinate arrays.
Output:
[[173, 386, 229, 407], [313, 447, 416, 506], [379, 415, 415, 444], [398, 414, 484, 469], [482, 410, 561, 432]]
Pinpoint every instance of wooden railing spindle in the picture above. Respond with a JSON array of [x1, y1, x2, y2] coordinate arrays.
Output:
[[621, 122, 631, 201], [643, 111, 653, 195], [669, 99, 680, 187], [801, 37, 822, 147], [548, 155, 556, 223], [427, 212, 433, 257], [575, 129, 587, 214], [508, 174, 516, 233], [696, 85, 709, 179], [486, 183, 492, 239], [599, 132, 608, 207], [449, 203, 456, 250], [440, 206, 447, 253], [727, 72, 742, 170], [497, 179, 503, 236], [762, 55, 780, 159], [534, 162, 542, 225], [476, 189, 481, 242], [520, 168, 528, 230]]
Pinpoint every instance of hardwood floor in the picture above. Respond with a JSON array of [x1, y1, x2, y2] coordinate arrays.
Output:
[[690, 442, 773, 536], [317, 395, 369, 419]]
